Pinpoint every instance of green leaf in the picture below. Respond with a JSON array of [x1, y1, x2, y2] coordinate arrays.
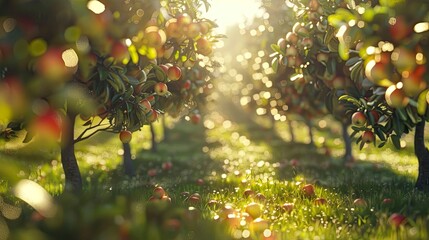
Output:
[[391, 134, 401, 149], [271, 44, 281, 53], [271, 57, 279, 73]]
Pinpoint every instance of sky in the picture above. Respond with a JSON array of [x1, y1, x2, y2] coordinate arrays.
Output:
[[201, 0, 261, 33]]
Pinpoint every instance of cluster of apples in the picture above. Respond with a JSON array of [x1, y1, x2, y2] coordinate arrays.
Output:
[[364, 47, 426, 109], [148, 186, 172, 203], [350, 109, 382, 145]]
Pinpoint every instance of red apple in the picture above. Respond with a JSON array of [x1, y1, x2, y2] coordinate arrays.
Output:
[[187, 193, 201, 205], [382, 198, 392, 204], [159, 64, 169, 74], [290, 159, 299, 167], [36, 48, 70, 79], [177, 13, 192, 27], [190, 113, 201, 124], [168, 66, 182, 81], [245, 202, 262, 219], [147, 109, 159, 122], [285, 45, 298, 57], [139, 99, 152, 113], [300, 37, 313, 49], [314, 198, 327, 205], [385, 85, 408, 108], [183, 79, 192, 90], [402, 73, 426, 97], [351, 112, 367, 127], [302, 184, 315, 197], [199, 21, 211, 35], [282, 203, 294, 213], [148, 168, 157, 177], [391, 47, 416, 73], [145, 28, 166, 48], [119, 130, 132, 143], [111, 41, 129, 60], [353, 198, 367, 207], [308, 0, 320, 11], [362, 131, 375, 144], [244, 189, 256, 198], [196, 38, 212, 56], [153, 186, 166, 198], [165, 19, 182, 39], [196, 178, 204, 185], [277, 38, 287, 51], [370, 110, 380, 123], [389, 16, 412, 42], [162, 162, 173, 171], [154, 82, 168, 96], [185, 22, 201, 38], [388, 213, 406, 227], [161, 195, 171, 203], [255, 193, 266, 202], [286, 32, 298, 44]]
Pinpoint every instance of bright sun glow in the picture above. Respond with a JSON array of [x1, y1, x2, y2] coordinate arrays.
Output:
[[202, 0, 261, 33]]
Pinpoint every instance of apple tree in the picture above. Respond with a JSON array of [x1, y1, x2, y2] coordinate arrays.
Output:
[[327, 0, 429, 190], [268, 0, 375, 162], [0, 0, 217, 192]]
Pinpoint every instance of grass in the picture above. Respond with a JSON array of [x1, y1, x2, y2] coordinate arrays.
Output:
[[1, 107, 429, 239]]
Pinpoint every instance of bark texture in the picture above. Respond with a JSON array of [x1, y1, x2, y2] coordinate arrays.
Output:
[[122, 142, 135, 177], [61, 112, 82, 192], [414, 121, 429, 191]]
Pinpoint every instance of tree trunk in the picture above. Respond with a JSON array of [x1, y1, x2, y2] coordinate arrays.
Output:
[[150, 123, 157, 153], [162, 116, 169, 142], [342, 122, 353, 163], [287, 118, 295, 142], [123, 142, 135, 177], [414, 121, 429, 191], [61, 112, 82, 193], [305, 120, 314, 146]]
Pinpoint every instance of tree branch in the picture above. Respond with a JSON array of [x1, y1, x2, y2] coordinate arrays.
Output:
[[74, 117, 108, 141], [74, 126, 111, 143]]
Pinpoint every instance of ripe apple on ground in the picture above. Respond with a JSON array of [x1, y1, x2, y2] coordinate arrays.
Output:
[[153, 187, 165, 198], [119, 130, 132, 143], [290, 159, 299, 167], [162, 162, 173, 171], [245, 202, 262, 219], [388, 213, 406, 227], [314, 198, 327, 205], [244, 189, 256, 198], [187, 193, 201, 205], [196, 178, 204, 185], [353, 198, 367, 207], [282, 203, 294, 213], [302, 184, 315, 197], [382, 198, 392, 204], [255, 193, 266, 202]]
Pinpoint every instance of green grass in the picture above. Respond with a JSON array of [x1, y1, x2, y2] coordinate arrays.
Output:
[[1, 110, 429, 239]]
